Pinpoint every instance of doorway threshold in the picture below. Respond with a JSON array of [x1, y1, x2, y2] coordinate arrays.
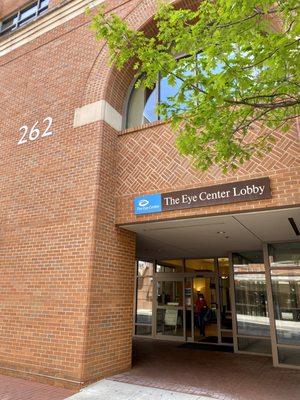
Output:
[[178, 342, 233, 352]]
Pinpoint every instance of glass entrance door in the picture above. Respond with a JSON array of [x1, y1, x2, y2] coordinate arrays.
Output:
[[155, 277, 185, 340], [192, 274, 221, 343], [152, 258, 231, 344]]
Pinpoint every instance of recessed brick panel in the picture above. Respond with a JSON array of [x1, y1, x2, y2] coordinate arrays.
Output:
[[116, 122, 300, 224]]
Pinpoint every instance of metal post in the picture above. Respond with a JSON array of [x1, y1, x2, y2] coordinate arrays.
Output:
[[228, 252, 239, 353]]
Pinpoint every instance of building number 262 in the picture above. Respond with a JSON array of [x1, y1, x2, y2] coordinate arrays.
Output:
[[18, 117, 53, 145]]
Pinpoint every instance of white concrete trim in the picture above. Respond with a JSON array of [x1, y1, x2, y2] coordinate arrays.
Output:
[[0, 0, 105, 57], [73, 100, 122, 131]]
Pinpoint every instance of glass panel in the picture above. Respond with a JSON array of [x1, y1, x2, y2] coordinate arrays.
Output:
[[143, 85, 158, 123], [135, 325, 151, 336], [269, 242, 300, 268], [233, 251, 265, 273], [220, 275, 232, 329], [218, 258, 230, 276], [271, 272, 300, 345], [157, 280, 183, 306], [126, 83, 158, 128], [278, 347, 300, 366], [193, 277, 218, 342], [271, 269, 300, 276], [19, 3, 38, 26], [238, 337, 272, 354], [137, 260, 153, 277], [185, 258, 215, 272], [39, 0, 49, 11], [185, 278, 192, 307], [136, 261, 153, 324], [269, 243, 300, 347], [126, 86, 145, 128], [126, 56, 195, 129], [159, 76, 183, 118], [156, 308, 184, 337], [185, 278, 193, 339], [156, 259, 184, 273], [186, 309, 192, 339], [234, 273, 270, 336], [1, 14, 18, 33]]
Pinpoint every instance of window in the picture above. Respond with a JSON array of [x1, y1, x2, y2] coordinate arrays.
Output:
[[0, 0, 49, 36], [126, 55, 194, 129]]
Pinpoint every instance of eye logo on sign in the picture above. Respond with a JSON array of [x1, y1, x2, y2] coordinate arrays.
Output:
[[134, 194, 162, 215], [138, 199, 150, 207]]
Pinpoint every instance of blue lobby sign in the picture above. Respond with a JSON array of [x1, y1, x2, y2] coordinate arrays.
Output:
[[134, 193, 162, 215]]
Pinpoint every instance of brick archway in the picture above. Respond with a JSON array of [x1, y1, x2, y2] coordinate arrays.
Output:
[[83, 0, 200, 114]]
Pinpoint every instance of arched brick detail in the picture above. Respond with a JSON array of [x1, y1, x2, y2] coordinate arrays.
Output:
[[82, 0, 300, 225], [83, 0, 200, 113]]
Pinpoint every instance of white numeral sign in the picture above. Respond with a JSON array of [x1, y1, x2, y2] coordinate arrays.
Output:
[[18, 117, 53, 145]]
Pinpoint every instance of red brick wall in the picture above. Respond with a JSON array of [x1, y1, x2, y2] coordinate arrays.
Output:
[[0, 25, 101, 385], [81, 0, 299, 226], [115, 122, 300, 224], [0, 0, 29, 18], [81, 123, 136, 383], [0, 0, 137, 388], [0, 0, 299, 390]]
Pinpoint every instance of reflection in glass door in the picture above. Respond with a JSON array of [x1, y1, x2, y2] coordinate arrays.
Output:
[[218, 258, 233, 344], [155, 277, 185, 339], [193, 275, 220, 343]]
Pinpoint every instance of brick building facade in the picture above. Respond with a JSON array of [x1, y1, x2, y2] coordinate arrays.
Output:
[[0, 0, 299, 390]]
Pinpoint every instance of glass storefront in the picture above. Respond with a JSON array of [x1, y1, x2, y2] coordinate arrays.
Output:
[[269, 242, 300, 366], [233, 251, 271, 354], [136, 257, 233, 344], [234, 273, 269, 336], [134, 244, 300, 368]]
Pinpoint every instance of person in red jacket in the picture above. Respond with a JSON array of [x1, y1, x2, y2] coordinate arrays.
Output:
[[195, 293, 208, 337]]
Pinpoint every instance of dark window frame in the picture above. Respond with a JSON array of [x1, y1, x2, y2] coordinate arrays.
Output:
[[0, 0, 49, 36]]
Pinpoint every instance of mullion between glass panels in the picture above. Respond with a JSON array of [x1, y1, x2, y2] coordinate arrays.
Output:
[[16, 11, 21, 29], [157, 72, 161, 121]]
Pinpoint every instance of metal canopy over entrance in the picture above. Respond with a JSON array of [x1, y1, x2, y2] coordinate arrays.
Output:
[[121, 207, 300, 370]]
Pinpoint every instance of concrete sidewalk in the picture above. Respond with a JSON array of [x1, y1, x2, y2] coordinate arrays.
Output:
[[66, 380, 212, 400]]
